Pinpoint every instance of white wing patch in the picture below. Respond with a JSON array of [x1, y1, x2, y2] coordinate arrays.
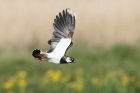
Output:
[[51, 38, 71, 57]]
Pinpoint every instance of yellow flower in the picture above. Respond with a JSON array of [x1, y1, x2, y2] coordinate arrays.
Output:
[[44, 70, 62, 82], [3, 82, 14, 90], [42, 70, 54, 84], [92, 77, 100, 85], [69, 76, 84, 91], [137, 81, 140, 86], [51, 70, 62, 82], [16, 71, 27, 79], [68, 68, 84, 91], [3, 76, 15, 89], [75, 79, 84, 91], [122, 75, 130, 86], [45, 70, 54, 78], [17, 79, 28, 88], [7, 90, 14, 93], [69, 81, 83, 91]]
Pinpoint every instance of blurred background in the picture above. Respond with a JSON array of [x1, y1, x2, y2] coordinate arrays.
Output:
[[0, 0, 140, 93]]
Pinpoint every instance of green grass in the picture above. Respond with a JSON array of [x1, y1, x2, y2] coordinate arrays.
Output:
[[0, 44, 140, 93]]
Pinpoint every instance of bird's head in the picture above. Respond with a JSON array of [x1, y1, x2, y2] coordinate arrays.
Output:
[[66, 57, 75, 62], [60, 56, 75, 64]]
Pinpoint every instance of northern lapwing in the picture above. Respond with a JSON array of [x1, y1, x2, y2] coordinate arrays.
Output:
[[32, 8, 76, 64]]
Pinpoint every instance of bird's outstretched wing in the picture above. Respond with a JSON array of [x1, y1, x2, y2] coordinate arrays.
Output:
[[47, 8, 76, 56]]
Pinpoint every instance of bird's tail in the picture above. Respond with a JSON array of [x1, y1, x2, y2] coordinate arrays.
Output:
[[32, 49, 47, 59]]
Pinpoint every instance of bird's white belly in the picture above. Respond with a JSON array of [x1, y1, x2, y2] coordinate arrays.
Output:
[[47, 53, 62, 64]]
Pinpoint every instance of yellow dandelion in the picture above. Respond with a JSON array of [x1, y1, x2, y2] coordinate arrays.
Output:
[[45, 70, 62, 82], [122, 75, 129, 86], [17, 79, 28, 88], [75, 80, 84, 91], [136, 81, 140, 86], [51, 70, 62, 82], [69, 82, 75, 88], [7, 90, 14, 93], [69, 81, 83, 92], [16, 71, 27, 79], [45, 70, 54, 78], [3, 82, 14, 90], [3, 76, 15, 89], [69, 76, 84, 92], [92, 77, 101, 86], [43, 70, 54, 84]]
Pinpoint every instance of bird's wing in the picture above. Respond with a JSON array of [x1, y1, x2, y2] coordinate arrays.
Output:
[[47, 8, 76, 56], [48, 39, 73, 55]]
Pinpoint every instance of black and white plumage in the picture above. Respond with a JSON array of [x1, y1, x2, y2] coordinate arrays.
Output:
[[32, 8, 76, 64]]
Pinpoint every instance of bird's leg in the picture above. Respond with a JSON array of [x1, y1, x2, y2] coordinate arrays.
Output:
[[35, 58, 41, 62]]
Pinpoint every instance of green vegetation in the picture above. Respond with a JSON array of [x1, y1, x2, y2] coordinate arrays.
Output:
[[0, 44, 140, 93]]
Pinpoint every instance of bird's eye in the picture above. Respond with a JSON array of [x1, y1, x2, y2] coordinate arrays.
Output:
[[70, 57, 74, 62]]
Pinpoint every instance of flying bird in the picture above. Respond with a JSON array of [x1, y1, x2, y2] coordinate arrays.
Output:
[[32, 8, 76, 64]]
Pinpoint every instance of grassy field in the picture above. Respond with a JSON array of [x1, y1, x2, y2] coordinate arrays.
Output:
[[0, 44, 140, 93]]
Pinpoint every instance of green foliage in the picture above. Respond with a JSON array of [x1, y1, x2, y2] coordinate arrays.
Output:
[[0, 44, 140, 93]]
